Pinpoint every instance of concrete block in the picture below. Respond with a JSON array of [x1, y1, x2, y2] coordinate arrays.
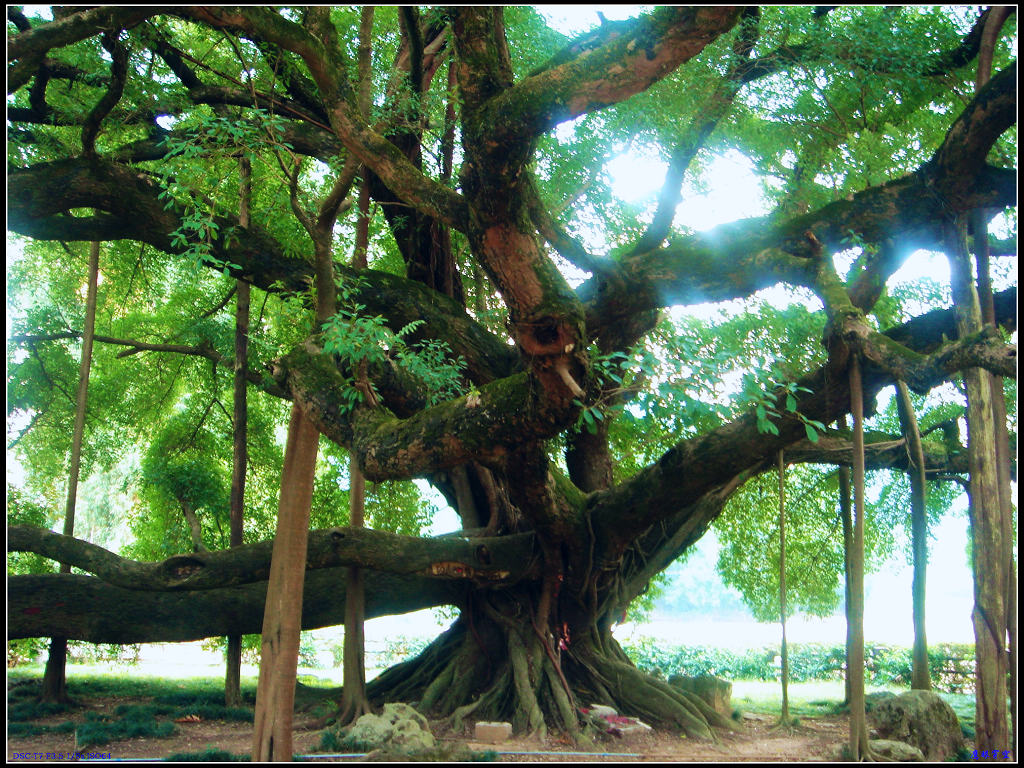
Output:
[[474, 721, 512, 744]]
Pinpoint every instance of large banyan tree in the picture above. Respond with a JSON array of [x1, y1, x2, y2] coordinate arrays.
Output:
[[6, 4, 1017, 749]]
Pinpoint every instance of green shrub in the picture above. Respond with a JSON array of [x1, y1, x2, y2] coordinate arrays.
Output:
[[619, 640, 975, 693], [364, 636, 432, 670], [67, 641, 142, 665], [6, 637, 48, 667]]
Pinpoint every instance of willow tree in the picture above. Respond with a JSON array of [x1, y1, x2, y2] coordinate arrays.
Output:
[[7, 5, 1017, 745]]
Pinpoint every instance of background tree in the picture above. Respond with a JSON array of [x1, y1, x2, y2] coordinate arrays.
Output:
[[226, 154, 251, 707], [7, 5, 1016, 750], [40, 238, 99, 703], [895, 380, 932, 691]]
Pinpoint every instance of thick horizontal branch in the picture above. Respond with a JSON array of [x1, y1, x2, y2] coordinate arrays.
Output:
[[177, 5, 470, 234], [782, 431, 969, 475], [6, 157, 516, 383], [580, 61, 1016, 343], [7, 7, 157, 93], [587, 292, 1017, 557], [282, 342, 570, 481], [6, 525, 538, 591], [477, 7, 742, 144], [582, 163, 1016, 345], [7, 569, 456, 644]]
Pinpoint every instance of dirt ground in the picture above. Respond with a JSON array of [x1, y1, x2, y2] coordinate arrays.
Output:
[[7, 690, 850, 763]]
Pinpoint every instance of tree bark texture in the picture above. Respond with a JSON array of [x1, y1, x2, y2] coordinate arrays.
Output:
[[252, 403, 318, 762], [847, 354, 871, 761], [946, 219, 1009, 754]]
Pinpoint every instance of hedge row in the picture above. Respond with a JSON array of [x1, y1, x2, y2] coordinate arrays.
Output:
[[8, 634, 976, 695], [619, 639, 976, 694]]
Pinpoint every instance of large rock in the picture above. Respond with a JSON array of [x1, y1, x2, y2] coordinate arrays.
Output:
[[867, 690, 964, 762], [869, 739, 926, 762], [668, 674, 732, 715], [344, 702, 435, 752]]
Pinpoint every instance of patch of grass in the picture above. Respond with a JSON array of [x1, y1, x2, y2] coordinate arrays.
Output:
[[8, 681, 42, 700], [8, 722, 49, 737], [7, 699, 73, 721], [317, 729, 379, 754], [154, 689, 255, 706], [113, 703, 177, 719], [10, 720, 78, 737], [353, 745, 499, 762], [165, 748, 250, 761], [75, 718, 177, 748], [731, 679, 908, 718], [4, 667, 258, 704]]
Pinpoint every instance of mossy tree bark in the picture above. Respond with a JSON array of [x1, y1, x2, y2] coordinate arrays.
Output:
[[946, 219, 1009, 755]]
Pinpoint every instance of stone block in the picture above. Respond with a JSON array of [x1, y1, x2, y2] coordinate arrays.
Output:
[[474, 721, 512, 744]]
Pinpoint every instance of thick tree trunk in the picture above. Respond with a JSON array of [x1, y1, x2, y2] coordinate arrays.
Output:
[[179, 499, 208, 553], [970, 16, 1014, 754], [847, 354, 871, 760], [338, 457, 370, 724], [895, 380, 931, 691], [838, 455, 854, 707], [42, 238, 100, 703], [973, 213, 1017, 757], [777, 451, 791, 723], [946, 219, 1009, 754], [355, 591, 738, 743], [252, 403, 319, 761]]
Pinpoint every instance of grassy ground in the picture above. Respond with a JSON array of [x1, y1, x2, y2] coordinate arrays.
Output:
[[730, 679, 978, 733], [8, 664, 984, 744]]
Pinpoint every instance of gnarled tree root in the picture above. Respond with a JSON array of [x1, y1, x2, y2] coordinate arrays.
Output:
[[347, 614, 735, 745]]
